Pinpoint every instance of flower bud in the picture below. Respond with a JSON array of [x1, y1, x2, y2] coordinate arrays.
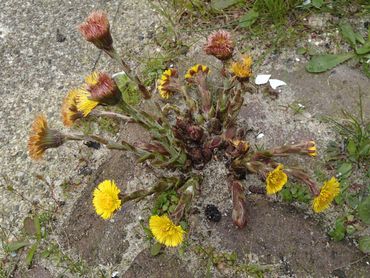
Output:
[[186, 125, 204, 142], [230, 180, 247, 229]]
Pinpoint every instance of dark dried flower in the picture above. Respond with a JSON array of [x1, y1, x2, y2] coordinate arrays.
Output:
[[79, 11, 113, 51], [186, 125, 204, 142], [204, 30, 234, 60]]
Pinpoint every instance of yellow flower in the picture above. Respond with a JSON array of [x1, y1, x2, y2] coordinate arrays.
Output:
[[28, 114, 65, 160], [157, 68, 179, 99], [75, 89, 99, 116], [61, 89, 84, 127], [93, 180, 122, 219], [266, 164, 288, 195], [313, 177, 340, 213], [307, 141, 317, 157], [184, 64, 209, 80], [230, 55, 253, 79], [149, 215, 185, 247], [85, 71, 100, 86]]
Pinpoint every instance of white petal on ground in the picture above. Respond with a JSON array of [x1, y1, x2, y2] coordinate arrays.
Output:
[[269, 79, 287, 90], [256, 133, 264, 139], [255, 74, 271, 85]]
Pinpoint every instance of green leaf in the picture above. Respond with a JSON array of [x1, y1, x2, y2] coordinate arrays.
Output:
[[346, 139, 357, 157], [328, 219, 346, 241], [358, 196, 370, 224], [150, 242, 162, 256], [312, 0, 324, 8], [346, 194, 360, 209], [346, 225, 356, 235], [356, 41, 370, 55], [337, 162, 352, 179], [115, 74, 141, 106], [359, 236, 370, 253], [211, 0, 241, 10], [25, 243, 38, 268], [296, 47, 307, 55], [354, 32, 365, 45], [4, 241, 29, 253], [34, 216, 42, 241], [340, 22, 357, 47], [238, 10, 259, 28], [306, 53, 355, 73]]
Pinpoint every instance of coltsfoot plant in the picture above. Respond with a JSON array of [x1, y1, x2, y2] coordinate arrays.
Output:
[[28, 11, 340, 248]]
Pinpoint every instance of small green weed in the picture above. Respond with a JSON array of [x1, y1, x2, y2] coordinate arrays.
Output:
[[152, 189, 179, 215], [279, 182, 311, 204], [306, 21, 370, 76], [194, 245, 271, 277], [323, 96, 369, 251]]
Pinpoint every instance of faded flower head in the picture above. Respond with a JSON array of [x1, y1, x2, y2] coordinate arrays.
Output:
[[157, 68, 180, 99], [231, 139, 250, 154], [93, 180, 122, 219], [85, 72, 121, 105], [313, 177, 340, 213], [61, 89, 84, 127], [307, 141, 317, 157], [266, 164, 288, 195], [75, 89, 99, 117], [184, 64, 209, 82], [28, 114, 65, 160], [79, 11, 113, 51], [230, 55, 253, 80], [149, 215, 185, 247], [204, 30, 234, 60]]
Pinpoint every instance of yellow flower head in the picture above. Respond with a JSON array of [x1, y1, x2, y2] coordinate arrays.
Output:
[[230, 55, 253, 80], [307, 141, 317, 157], [28, 114, 65, 160], [313, 177, 340, 213], [157, 68, 179, 99], [93, 180, 122, 219], [61, 89, 84, 127], [75, 89, 99, 117], [184, 64, 209, 80], [266, 164, 288, 195], [149, 215, 185, 247]]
